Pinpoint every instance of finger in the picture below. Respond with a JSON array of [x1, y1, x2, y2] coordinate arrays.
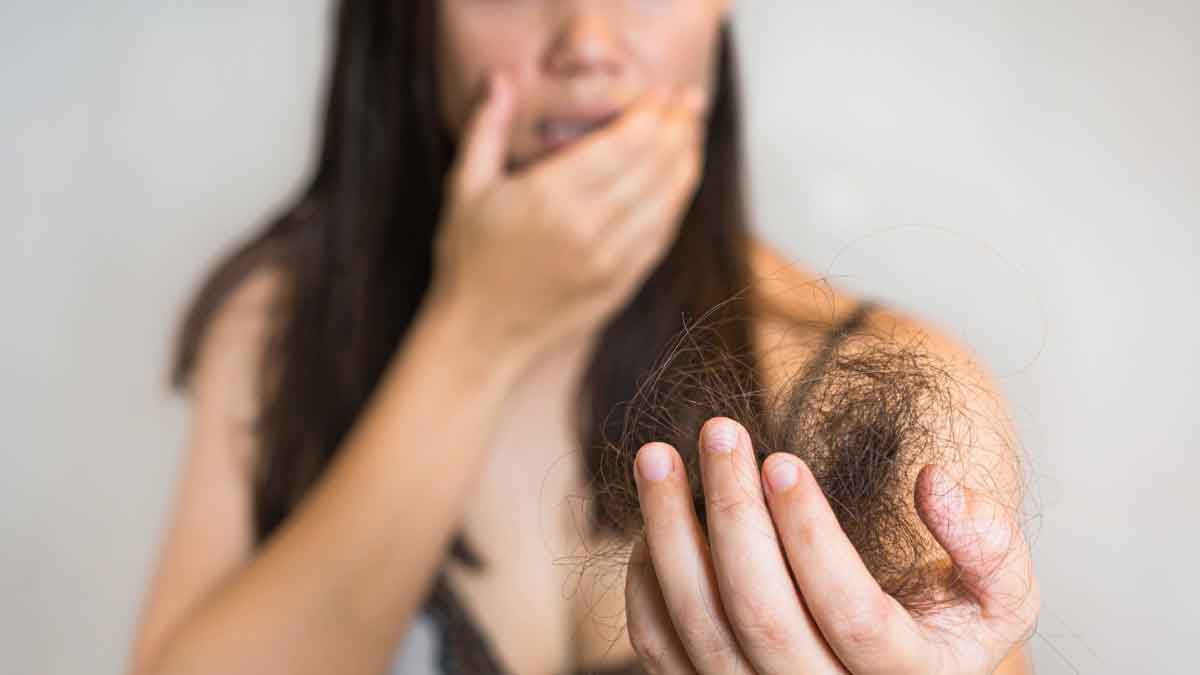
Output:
[[915, 464, 1040, 646], [593, 85, 705, 198], [592, 84, 704, 197], [590, 103, 700, 271], [591, 87, 706, 275], [762, 452, 930, 674], [594, 94, 699, 215], [531, 86, 671, 191], [591, 89, 703, 237], [625, 535, 697, 675], [447, 69, 515, 201], [634, 441, 753, 675], [697, 419, 845, 674]]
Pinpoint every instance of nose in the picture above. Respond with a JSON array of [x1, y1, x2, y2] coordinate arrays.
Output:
[[545, 8, 624, 79]]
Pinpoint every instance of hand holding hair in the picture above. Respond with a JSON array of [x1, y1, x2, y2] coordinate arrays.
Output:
[[600, 317, 1039, 674]]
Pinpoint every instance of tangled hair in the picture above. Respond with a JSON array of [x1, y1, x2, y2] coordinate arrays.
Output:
[[409, 289, 1035, 674], [576, 291, 1027, 621]]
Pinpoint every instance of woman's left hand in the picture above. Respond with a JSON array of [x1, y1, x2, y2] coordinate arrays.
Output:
[[625, 416, 1039, 674]]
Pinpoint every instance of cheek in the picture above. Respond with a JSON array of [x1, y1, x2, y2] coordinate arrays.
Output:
[[438, 43, 546, 168], [437, 11, 537, 139], [436, 47, 563, 169], [630, 11, 723, 95]]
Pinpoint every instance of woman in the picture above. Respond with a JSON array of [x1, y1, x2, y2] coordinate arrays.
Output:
[[130, 1, 1039, 673]]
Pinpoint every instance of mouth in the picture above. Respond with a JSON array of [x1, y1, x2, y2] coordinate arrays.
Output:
[[536, 108, 623, 154]]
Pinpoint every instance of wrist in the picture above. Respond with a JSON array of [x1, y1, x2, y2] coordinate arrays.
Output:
[[413, 287, 539, 386]]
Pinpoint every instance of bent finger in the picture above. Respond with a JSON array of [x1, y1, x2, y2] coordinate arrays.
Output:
[[915, 465, 1040, 646]]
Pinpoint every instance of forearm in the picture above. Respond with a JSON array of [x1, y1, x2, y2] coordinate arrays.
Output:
[[139, 296, 534, 675]]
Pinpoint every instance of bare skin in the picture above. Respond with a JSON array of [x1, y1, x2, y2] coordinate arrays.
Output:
[[128, 241, 1034, 675], [129, 2, 1037, 673], [128, 56, 711, 675]]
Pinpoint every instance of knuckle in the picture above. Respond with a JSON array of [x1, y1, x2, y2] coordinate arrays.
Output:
[[627, 624, 672, 673], [705, 491, 751, 520], [829, 594, 892, 650], [677, 618, 735, 663], [782, 501, 822, 549], [673, 597, 738, 660], [728, 594, 793, 654]]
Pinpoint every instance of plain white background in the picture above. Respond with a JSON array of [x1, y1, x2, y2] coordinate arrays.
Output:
[[3, 1, 1196, 673]]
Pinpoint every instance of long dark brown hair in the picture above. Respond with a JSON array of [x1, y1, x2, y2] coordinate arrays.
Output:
[[170, 0, 761, 554]]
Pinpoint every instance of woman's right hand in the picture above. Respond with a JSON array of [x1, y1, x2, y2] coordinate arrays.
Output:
[[429, 70, 707, 363]]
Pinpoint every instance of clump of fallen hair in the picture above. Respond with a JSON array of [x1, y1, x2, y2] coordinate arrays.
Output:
[[577, 300, 1019, 618]]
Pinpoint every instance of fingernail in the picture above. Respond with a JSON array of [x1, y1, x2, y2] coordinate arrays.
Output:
[[637, 443, 673, 482], [702, 418, 738, 454], [765, 459, 799, 494]]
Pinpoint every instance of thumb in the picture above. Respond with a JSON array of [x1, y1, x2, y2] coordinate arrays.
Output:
[[448, 69, 514, 202], [916, 465, 1039, 642]]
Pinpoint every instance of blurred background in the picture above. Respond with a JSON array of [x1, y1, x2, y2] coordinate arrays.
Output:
[[3, 1, 1196, 673]]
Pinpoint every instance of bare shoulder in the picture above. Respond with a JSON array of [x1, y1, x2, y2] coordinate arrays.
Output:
[[746, 238, 1023, 501], [131, 262, 289, 670], [186, 262, 289, 476], [746, 239, 868, 394]]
